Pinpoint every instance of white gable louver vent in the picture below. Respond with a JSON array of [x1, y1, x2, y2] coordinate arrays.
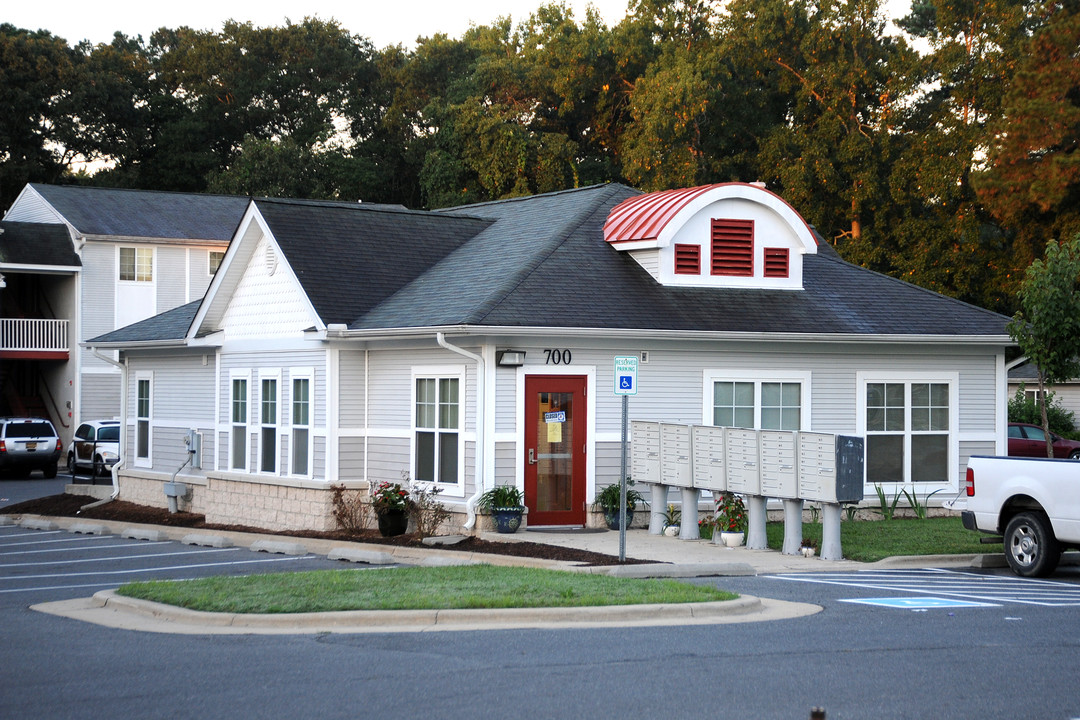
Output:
[[265, 245, 278, 275]]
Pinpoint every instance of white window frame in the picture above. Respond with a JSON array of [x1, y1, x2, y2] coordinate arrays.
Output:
[[134, 372, 153, 467], [702, 370, 812, 430], [258, 370, 281, 475], [230, 371, 251, 471], [119, 247, 154, 282], [289, 368, 314, 478], [856, 371, 959, 489], [208, 250, 225, 276], [411, 365, 465, 491]]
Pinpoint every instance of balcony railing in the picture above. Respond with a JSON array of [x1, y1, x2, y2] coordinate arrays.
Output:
[[0, 319, 69, 353]]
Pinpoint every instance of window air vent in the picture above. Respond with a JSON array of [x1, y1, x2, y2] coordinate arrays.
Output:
[[711, 219, 754, 277], [674, 244, 701, 275], [764, 248, 790, 278]]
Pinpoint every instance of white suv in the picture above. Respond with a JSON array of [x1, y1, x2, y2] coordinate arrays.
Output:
[[0, 417, 62, 479], [67, 420, 121, 480]]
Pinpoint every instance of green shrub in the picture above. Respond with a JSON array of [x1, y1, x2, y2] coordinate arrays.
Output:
[[1008, 383, 1076, 435]]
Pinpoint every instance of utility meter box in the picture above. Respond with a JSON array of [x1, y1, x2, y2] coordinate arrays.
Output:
[[660, 423, 692, 488], [630, 421, 661, 484], [759, 430, 798, 498], [725, 427, 760, 495], [798, 432, 865, 503], [691, 425, 726, 492]]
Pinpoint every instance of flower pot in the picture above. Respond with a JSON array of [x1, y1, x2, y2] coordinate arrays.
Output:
[[377, 509, 409, 537], [663, 525, 680, 537], [603, 509, 634, 530], [720, 531, 745, 548], [493, 506, 524, 534]]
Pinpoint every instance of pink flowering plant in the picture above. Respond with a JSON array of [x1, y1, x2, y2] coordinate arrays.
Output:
[[371, 481, 410, 514]]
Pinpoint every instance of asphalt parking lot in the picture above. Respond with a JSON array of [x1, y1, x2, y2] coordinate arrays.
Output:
[[0, 520, 353, 608]]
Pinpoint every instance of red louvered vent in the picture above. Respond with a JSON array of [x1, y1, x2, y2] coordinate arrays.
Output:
[[674, 244, 701, 275], [711, 219, 754, 276], [764, 247, 789, 278]]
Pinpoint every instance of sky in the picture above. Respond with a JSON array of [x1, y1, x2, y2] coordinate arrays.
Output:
[[6, 0, 914, 49]]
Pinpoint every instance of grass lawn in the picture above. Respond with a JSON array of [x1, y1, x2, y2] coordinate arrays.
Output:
[[765, 515, 999, 562], [116, 565, 738, 614]]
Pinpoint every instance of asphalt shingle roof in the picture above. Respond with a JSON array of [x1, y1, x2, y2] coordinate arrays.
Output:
[[254, 198, 493, 326], [0, 222, 80, 267], [90, 301, 201, 344], [30, 184, 248, 241], [89, 182, 1012, 344]]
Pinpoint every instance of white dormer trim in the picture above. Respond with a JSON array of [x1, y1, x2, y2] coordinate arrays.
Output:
[[189, 202, 324, 341], [607, 183, 818, 291]]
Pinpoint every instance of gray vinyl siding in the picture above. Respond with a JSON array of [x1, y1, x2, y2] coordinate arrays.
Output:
[[493, 366, 517, 434], [79, 243, 118, 372], [80, 372, 121, 421], [122, 354, 216, 475], [364, 436, 410, 484], [338, 351, 367, 427], [363, 347, 478, 432], [338, 436, 365, 481], [218, 349, 327, 477], [494, 442, 516, 486]]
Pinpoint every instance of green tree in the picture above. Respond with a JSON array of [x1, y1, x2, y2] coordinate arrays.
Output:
[[976, 2, 1080, 272], [0, 25, 80, 206], [1007, 234, 1080, 457]]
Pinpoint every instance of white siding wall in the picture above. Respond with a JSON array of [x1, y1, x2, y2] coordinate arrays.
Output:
[[3, 188, 64, 223], [156, 246, 188, 312], [222, 236, 315, 340]]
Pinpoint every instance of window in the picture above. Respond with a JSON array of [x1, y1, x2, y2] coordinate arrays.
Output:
[[674, 244, 701, 275], [414, 376, 460, 485], [209, 251, 224, 275], [260, 377, 278, 473], [291, 376, 310, 476], [862, 376, 955, 485], [706, 372, 809, 431], [231, 377, 248, 470], [711, 219, 754, 277], [119, 247, 153, 282], [135, 374, 152, 464]]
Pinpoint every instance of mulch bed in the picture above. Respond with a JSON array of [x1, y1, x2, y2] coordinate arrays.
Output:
[[2, 494, 652, 567]]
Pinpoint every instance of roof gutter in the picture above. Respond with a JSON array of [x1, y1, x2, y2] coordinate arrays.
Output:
[[80, 347, 126, 510], [436, 332, 486, 530], [314, 324, 1013, 346]]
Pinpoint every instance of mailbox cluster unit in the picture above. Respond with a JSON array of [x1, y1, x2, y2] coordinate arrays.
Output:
[[629, 421, 864, 504]]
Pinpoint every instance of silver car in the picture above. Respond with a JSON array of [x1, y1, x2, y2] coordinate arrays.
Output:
[[67, 419, 121, 479], [0, 417, 62, 479]]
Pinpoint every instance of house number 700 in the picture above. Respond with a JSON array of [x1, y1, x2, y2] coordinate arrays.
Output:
[[544, 349, 572, 365]]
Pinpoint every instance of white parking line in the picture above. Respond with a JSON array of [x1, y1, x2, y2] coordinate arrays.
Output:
[[0, 546, 241, 568], [771, 568, 1080, 607], [0, 535, 115, 549], [0, 530, 65, 539], [0, 555, 320, 593], [0, 541, 172, 557]]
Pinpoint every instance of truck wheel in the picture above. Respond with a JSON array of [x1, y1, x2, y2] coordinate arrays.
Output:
[[42, 463, 58, 480], [93, 457, 105, 478], [1004, 512, 1061, 577], [67, 453, 77, 474]]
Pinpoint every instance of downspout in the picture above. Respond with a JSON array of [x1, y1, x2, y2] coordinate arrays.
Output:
[[81, 347, 126, 510], [436, 332, 486, 529]]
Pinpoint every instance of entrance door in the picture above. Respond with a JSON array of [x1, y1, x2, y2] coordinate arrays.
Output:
[[525, 375, 587, 526]]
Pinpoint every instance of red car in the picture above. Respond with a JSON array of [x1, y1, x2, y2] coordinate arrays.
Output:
[[1008, 422, 1080, 459]]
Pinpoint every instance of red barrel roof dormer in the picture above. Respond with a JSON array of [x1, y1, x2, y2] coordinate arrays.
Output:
[[604, 184, 721, 244]]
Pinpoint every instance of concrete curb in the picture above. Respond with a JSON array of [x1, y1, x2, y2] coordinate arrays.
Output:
[[28, 590, 822, 634]]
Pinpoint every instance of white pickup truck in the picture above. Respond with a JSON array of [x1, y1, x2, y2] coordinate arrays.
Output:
[[963, 455, 1080, 577]]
